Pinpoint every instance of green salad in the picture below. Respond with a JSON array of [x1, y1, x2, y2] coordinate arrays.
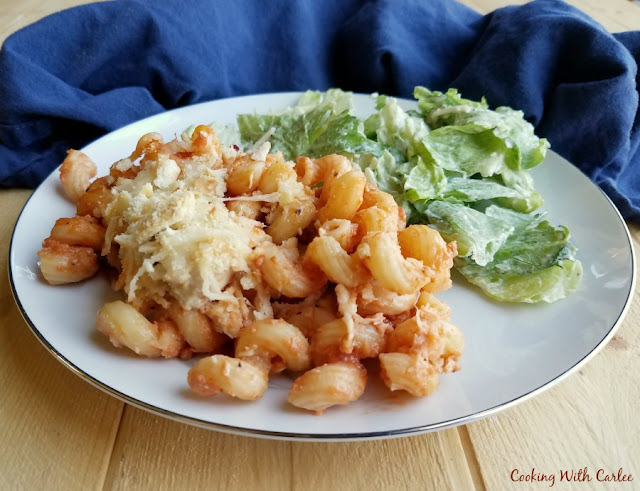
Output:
[[210, 87, 582, 303]]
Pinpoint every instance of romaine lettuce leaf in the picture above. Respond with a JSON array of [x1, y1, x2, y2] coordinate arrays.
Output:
[[306, 112, 388, 158], [415, 86, 549, 172], [442, 177, 523, 204], [237, 88, 386, 160], [428, 107, 549, 171], [405, 201, 429, 225], [238, 106, 386, 161], [414, 86, 488, 119], [422, 125, 517, 177], [403, 156, 447, 203], [455, 207, 582, 302], [491, 193, 544, 214], [490, 167, 544, 212], [493, 107, 550, 170], [293, 88, 353, 116], [456, 253, 582, 303], [358, 150, 406, 201], [356, 95, 448, 208], [364, 96, 431, 160], [426, 201, 514, 266]]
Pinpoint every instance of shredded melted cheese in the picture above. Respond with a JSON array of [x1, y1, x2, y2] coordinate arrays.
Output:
[[103, 153, 270, 310]]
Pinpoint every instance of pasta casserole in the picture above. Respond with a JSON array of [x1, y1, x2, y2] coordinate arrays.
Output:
[[38, 125, 463, 413]]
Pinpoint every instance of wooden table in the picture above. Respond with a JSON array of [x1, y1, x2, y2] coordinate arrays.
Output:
[[1, 1, 638, 489]]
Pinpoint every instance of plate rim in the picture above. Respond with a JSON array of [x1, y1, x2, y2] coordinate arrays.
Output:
[[8, 91, 638, 441]]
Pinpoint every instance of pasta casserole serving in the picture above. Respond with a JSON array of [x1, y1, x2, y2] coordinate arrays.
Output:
[[38, 125, 463, 413]]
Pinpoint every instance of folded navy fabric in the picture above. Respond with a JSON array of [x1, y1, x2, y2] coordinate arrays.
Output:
[[0, 0, 638, 220]]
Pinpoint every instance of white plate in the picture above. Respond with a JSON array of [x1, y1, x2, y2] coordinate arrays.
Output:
[[9, 93, 636, 441]]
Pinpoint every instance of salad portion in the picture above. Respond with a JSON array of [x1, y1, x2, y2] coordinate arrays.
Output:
[[224, 87, 582, 303]]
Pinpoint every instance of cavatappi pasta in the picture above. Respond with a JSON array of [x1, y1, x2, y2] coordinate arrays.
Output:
[[38, 125, 463, 413]]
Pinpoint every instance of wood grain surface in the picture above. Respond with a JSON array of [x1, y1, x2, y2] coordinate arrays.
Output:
[[1, 1, 638, 490]]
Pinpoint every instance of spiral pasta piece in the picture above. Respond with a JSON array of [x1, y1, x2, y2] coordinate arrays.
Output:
[[96, 300, 184, 358], [317, 170, 366, 223], [38, 238, 100, 285], [305, 235, 366, 288], [398, 225, 457, 293], [266, 197, 317, 244], [379, 352, 440, 397], [258, 241, 327, 298], [188, 355, 268, 400], [356, 232, 430, 295], [235, 319, 311, 372], [287, 362, 367, 413], [59, 150, 97, 203]]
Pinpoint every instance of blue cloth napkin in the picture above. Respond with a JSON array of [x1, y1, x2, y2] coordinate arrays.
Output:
[[1, 0, 638, 220]]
